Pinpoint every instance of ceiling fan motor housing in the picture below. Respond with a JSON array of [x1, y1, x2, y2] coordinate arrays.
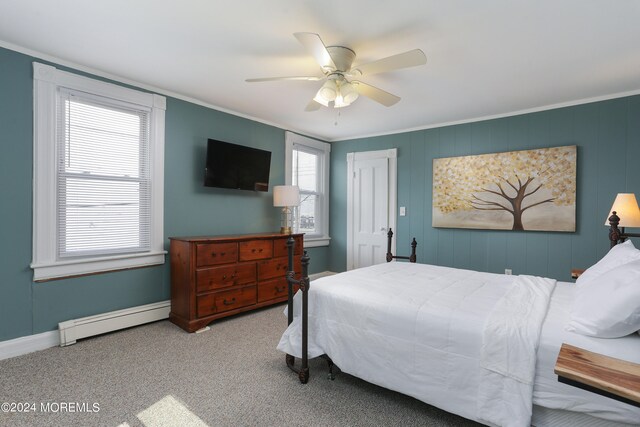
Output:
[[326, 46, 356, 73]]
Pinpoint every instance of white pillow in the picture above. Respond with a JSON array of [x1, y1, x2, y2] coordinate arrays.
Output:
[[567, 259, 640, 338], [576, 240, 640, 287]]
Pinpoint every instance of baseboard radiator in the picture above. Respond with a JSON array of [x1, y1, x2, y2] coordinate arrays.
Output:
[[58, 300, 170, 346]]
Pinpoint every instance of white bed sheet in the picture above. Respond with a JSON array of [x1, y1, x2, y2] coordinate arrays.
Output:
[[279, 262, 531, 424], [278, 262, 640, 426]]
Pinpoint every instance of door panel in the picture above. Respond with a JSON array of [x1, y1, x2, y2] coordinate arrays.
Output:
[[352, 157, 389, 269]]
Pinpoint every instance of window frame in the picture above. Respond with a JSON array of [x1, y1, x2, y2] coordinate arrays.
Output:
[[31, 62, 166, 281], [285, 131, 330, 247]]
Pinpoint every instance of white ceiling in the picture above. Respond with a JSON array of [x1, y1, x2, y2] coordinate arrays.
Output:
[[1, 1, 640, 141]]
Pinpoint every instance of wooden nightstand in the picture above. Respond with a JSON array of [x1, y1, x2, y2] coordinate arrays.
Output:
[[570, 269, 585, 279], [554, 343, 640, 408]]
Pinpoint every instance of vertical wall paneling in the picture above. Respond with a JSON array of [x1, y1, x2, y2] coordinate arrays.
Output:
[[626, 97, 640, 191], [422, 130, 439, 265], [436, 127, 456, 267], [330, 95, 640, 280], [0, 48, 34, 341], [409, 132, 426, 263], [395, 133, 411, 244], [596, 99, 627, 256], [570, 103, 599, 269]]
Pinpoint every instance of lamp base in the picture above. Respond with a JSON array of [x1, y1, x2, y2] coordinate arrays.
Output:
[[280, 226, 292, 234]]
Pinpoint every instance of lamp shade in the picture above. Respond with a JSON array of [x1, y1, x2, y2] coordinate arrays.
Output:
[[605, 193, 640, 227], [315, 80, 337, 104], [273, 185, 300, 207], [340, 81, 359, 104]]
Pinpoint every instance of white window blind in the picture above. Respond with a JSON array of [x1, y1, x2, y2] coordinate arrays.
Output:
[[292, 144, 321, 236], [57, 90, 151, 258], [285, 131, 331, 247]]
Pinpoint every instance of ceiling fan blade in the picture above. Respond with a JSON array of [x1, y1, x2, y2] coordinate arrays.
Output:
[[304, 100, 322, 112], [245, 76, 323, 82], [352, 81, 401, 107], [350, 49, 427, 77], [294, 32, 337, 72]]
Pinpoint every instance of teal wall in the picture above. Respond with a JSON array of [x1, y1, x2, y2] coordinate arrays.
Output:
[[329, 96, 640, 278], [0, 46, 328, 342]]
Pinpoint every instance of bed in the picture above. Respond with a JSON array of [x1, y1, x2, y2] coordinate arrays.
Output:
[[277, 227, 640, 426]]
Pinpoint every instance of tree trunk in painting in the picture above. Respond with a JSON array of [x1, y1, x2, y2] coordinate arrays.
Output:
[[471, 175, 554, 231]]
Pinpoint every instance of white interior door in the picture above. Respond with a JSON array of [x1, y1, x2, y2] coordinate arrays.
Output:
[[347, 149, 397, 270]]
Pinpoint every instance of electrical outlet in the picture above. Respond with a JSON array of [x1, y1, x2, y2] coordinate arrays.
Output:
[[505, 269, 512, 275], [399, 206, 406, 216]]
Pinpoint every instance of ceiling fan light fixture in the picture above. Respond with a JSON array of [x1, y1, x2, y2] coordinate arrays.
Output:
[[340, 81, 359, 104], [313, 94, 329, 107], [334, 92, 348, 108], [316, 79, 337, 103]]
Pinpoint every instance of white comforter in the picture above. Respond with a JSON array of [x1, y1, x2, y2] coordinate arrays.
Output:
[[277, 262, 556, 426]]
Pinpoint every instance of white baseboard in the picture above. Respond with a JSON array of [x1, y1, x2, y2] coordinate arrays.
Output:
[[0, 330, 59, 361], [309, 271, 337, 280], [0, 300, 171, 360], [59, 300, 170, 346]]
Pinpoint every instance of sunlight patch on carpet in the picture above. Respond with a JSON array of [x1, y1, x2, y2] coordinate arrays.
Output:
[[137, 395, 209, 427]]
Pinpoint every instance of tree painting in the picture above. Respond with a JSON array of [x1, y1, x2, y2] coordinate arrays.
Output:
[[432, 145, 576, 232]]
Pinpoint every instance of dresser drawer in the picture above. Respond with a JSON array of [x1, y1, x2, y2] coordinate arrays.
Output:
[[196, 242, 238, 266], [197, 285, 257, 317], [258, 277, 300, 302], [273, 236, 303, 258], [239, 240, 273, 261], [196, 263, 256, 293], [257, 256, 302, 281]]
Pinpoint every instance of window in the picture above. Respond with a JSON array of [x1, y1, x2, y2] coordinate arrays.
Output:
[[31, 63, 166, 281], [285, 131, 330, 247]]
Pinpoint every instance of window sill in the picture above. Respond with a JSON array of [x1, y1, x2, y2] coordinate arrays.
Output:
[[31, 251, 167, 282], [303, 237, 331, 248]]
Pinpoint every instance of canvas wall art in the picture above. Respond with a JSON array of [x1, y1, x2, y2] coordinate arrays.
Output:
[[432, 145, 576, 232]]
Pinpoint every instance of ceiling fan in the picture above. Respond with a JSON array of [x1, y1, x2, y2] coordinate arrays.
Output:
[[246, 32, 427, 111]]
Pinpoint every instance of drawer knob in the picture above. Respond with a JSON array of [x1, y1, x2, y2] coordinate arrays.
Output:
[[211, 253, 216, 257], [221, 252, 226, 256], [223, 297, 236, 306], [259, 248, 263, 252], [222, 275, 227, 280], [275, 286, 285, 293]]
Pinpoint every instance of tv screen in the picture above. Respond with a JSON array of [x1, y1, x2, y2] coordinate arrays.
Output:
[[204, 139, 271, 192]]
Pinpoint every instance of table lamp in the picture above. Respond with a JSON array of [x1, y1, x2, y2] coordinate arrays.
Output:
[[274, 185, 300, 234]]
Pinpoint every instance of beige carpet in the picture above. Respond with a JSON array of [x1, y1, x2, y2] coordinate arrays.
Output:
[[0, 305, 481, 427]]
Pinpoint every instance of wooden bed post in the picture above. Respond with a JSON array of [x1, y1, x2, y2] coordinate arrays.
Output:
[[608, 211, 640, 248], [609, 211, 622, 248], [285, 235, 296, 370], [284, 234, 310, 384], [386, 229, 394, 262], [409, 238, 417, 263], [299, 250, 310, 384]]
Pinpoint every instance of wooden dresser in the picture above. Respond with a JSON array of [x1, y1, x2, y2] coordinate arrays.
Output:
[[169, 233, 303, 332]]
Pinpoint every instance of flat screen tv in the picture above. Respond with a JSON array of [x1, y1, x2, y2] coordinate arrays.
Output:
[[204, 139, 271, 192]]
